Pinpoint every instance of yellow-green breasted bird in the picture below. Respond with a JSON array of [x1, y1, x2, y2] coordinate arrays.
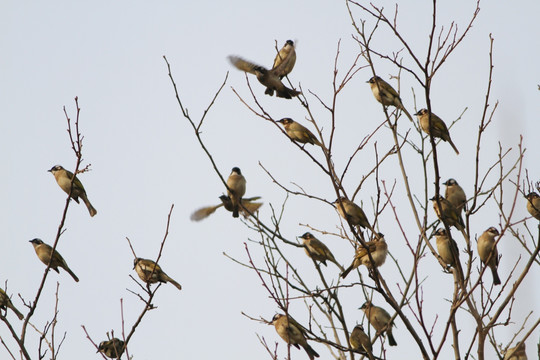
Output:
[[367, 76, 413, 121], [97, 338, 125, 359], [477, 227, 501, 286], [341, 233, 387, 278], [271, 314, 320, 360], [360, 301, 397, 346], [415, 109, 459, 154], [277, 118, 321, 146], [48, 165, 97, 217], [29, 238, 79, 282], [133, 258, 182, 290], [0, 288, 24, 320], [431, 195, 465, 231], [190, 196, 262, 221], [226, 167, 247, 218], [272, 40, 296, 79], [299, 232, 342, 270]]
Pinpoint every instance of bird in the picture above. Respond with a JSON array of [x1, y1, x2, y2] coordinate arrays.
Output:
[[228, 55, 300, 99], [271, 314, 319, 360], [525, 192, 540, 220], [190, 196, 263, 221], [415, 109, 459, 154], [360, 301, 397, 346], [444, 178, 467, 214], [97, 338, 125, 359], [477, 227, 501, 286], [503, 342, 527, 360], [133, 258, 182, 290], [272, 40, 296, 79], [299, 232, 342, 270], [333, 197, 374, 231], [367, 76, 413, 122], [226, 167, 247, 218], [48, 165, 97, 217], [433, 228, 459, 267], [277, 118, 321, 146], [431, 195, 465, 231], [341, 233, 387, 278], [349, 324, 372, 355], [0, 288, 24, 320], [29, 239, 79, 282]]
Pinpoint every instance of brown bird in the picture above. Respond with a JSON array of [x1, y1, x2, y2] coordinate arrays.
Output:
[[333, 197, 374, 232], [341, 233, 387, 278], [433, 228, 459, 267], [271, 314, 319, 360], [431, 195, 465, 231], [503, 342, 527, 360], [133, 258, 182, 290], [367, 76, 413, 122], [277, 118, 321, 146], [29, 239, 79, 282], [525, 192, 540, 220], [0, 288, 24, 320], [444, 178, 467, 214], [360, 301, 397, 346], [272, 40, 296, 79], [97, 338, 125, 359], [299, 232, 342, 270], [349, 324, 373, 355], [415, 109, 459, 154], [477, 227, 501, 286], [190, 196, 262, 221], [226, 167, 247, 218], [48, 165, 97, 217], [228, 55, 300, 99]]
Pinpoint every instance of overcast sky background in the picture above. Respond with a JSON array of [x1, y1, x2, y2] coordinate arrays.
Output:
[[1, 1, 539, 359]]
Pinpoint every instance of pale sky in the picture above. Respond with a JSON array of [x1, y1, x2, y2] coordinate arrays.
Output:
[[1, 1, 539, 359]]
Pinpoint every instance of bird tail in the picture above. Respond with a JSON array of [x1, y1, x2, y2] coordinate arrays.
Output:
[[491, 266, 501, 286], [448, 139, 460, 155], [387, 330, 397, 346], [286, 88, 301, 98], [10, 305, 24, 320], [302, 344, 320, 359], [167, 277, 183, 291], [401, 107, 414, 122], [65, 267, 79, 282], [81, 194, 97, 217], [232, 205, 240, 218], [340, 264, 354, 279], [190, 204, 222, 221]]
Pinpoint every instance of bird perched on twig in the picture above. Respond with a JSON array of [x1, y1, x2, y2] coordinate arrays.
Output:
[[228, 50, 300, 99], [415, 109, 459, 155], [433, 228, 460, 268], [97, 338, 125, 359], [0, 288, 24, 320], [333, 197, 375, 232], [525, 192, 540, 220], [277, 118, 321, 146], [190, 195, 262, 221], [48, 165, 97, 217], [503, 342, 527, 360], [271, 314, 320, 360], [431, 195, 465, 231], [360, 301, 397, 346], [367, 76, 413, 122], [133, 258, 182, 290], [272, 40, 296, 79], [349, 324, 373, 356], [226, 167, 247, 218], [477, 227, 501, 286], [443, 178, 467, 215], [299, 232, 342, 270], [29, 238, 79, 282], [341, 233, 387, 279]]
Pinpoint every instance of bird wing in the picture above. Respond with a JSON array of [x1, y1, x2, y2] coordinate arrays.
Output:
[[190, 204, 222, 221], [228, 56, 267, 75], [356, 241, 377, 258]]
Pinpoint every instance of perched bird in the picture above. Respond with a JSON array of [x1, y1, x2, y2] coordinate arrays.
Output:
[[503, 342, 527, 360], [525, 192, 540, 220], [226, 167, 247, 218], [277, 118, 321, 146], [431, 195, 465, 231], [341, 233, 387, 278], [228, 55, 300, 99], [48, 165, 97, 217], [190, 196, 262, 221], [333, 197, 374, 231], [271, 314, 319, 360], [433, 228, 459, 267], [0, 288, 24, 320], [272, 40, 296, 79], [367, 76, 413, 122], [349, 324, 372, 355], [299, 232, 342, 270], [444, 178, 467, 214], [29, 239, 79, 282], [477, 227, 501, 286], [360, 301, 397, 346], [97, 338, 125, 359], [133, 258, 182, 290], [415, 109, 459, 155]]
